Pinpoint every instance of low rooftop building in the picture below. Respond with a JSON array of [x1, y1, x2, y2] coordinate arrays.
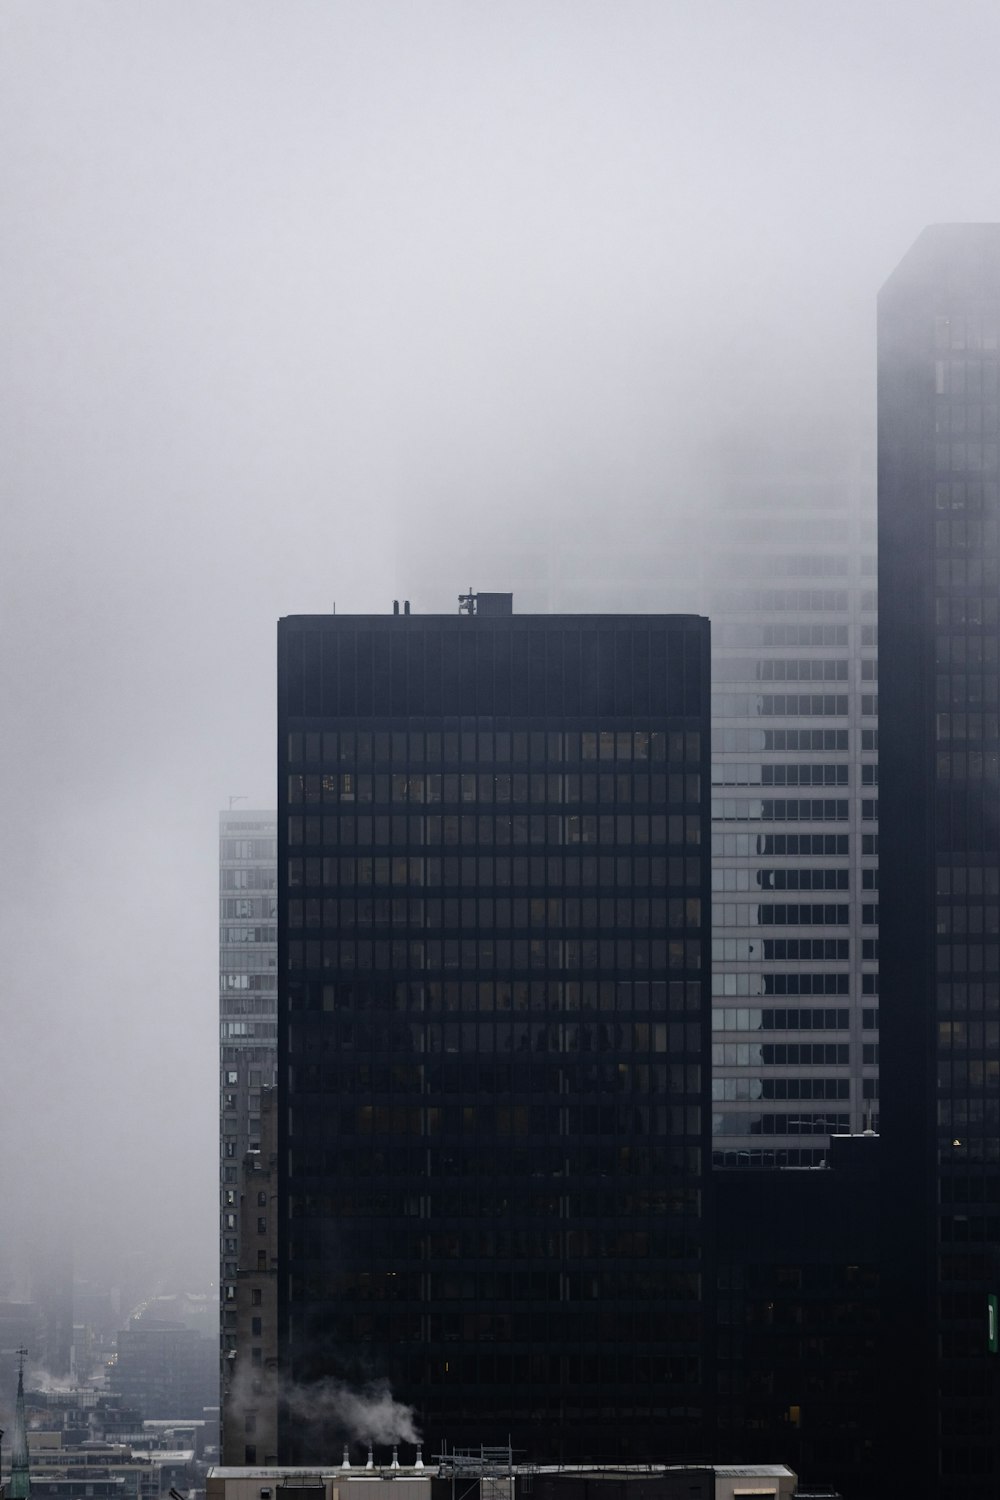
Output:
[[207, 1461, 797, 1500]]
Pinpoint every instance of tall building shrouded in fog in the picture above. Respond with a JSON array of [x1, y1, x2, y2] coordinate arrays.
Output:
[[398, 446, 879, 1172], [707, 450, 878, 1166], [880, 225, 1000, 1495], [277, 601, 711, 1462]]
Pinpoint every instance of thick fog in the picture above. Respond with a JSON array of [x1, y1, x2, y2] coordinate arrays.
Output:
[[0, 0, 996, 1303]]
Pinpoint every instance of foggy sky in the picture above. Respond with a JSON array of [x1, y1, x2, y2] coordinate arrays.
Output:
[[0, 0, 996, 1299]]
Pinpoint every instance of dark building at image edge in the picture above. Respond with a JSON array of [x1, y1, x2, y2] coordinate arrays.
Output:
[[880, 224, 1000, 1496], [276, 611, 712, 1463]]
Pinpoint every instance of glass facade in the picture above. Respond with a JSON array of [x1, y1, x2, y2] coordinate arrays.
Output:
[[707, 463, 878, 1166], [219, 812, 278, 1368], [391, 456, 880, 1176], [880, 225, 1000, 1494], [276, 612, 711, 1463], [714, 1138, 882, 1493]]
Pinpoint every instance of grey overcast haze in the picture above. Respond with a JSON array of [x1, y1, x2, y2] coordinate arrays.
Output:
[[0, 0, 997, 1297]]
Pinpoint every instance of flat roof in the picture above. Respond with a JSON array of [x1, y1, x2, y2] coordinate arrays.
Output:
[[208, 1465, 794, 1480]]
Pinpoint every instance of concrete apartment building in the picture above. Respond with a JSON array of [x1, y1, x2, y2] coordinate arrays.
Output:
[[220, 811, 278, 1380]]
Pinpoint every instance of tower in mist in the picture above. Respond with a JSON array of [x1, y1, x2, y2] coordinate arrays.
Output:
[[706, 450, 878, 1166], [398, 450, 879, 1170], [276, 601, 711, 1462], [879, 225, 1000, 1495], [219, 812, 277, 1407]]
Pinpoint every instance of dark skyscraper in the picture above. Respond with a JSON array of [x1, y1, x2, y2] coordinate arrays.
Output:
[[276, 603, 711, 1463], [880, 225, 1000, 1496]]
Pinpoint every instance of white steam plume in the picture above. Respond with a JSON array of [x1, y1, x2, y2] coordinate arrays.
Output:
[[283, 1376, 420, 1446]]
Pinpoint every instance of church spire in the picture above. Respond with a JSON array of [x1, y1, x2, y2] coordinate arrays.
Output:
[[9, 1348, 30, 1499]]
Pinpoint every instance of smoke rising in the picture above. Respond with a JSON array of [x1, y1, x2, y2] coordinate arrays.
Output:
[[283, 1376, 421, 1447], [226, 1360, 421, 1452], [25, 1367, 71, 1396]]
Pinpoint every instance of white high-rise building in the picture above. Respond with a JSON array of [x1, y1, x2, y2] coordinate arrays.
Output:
[[706, 448, 878, 1165]]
